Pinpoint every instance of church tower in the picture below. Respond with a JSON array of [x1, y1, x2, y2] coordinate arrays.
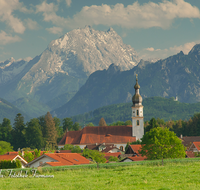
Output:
[[132, 74, 144, 140]]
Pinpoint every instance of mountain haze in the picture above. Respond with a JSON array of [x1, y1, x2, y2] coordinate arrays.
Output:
[[53, 44, 200, 118], [0, 26, 139, 104]]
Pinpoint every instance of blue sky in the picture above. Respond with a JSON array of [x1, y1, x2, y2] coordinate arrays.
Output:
[[1, 0, 200, 62]]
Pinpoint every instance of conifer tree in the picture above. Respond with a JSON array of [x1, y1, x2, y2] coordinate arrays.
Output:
[[0, 118, 12, 143], [12, 113, 26, 150], [44, 112, 57, 149], [99, 118, 107, 126], [26, 118, 44, 149]]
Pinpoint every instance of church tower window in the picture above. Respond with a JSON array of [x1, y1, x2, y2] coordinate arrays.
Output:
[[137, 110, 139, 116], [137, 120, 139, 125]]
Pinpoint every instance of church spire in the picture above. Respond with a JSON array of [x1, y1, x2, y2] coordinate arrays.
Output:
[[132, 74, 142, 106]]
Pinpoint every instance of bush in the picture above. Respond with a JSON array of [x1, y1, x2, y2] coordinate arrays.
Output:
[[0, 159, 21, 169], [108, 156, 118, 162]]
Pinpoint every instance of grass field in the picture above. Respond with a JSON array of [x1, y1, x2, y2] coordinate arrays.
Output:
[[1, 159, 200, 190]]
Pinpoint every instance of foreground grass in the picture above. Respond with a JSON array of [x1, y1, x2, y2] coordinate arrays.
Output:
[[1, 159, 200, 190]]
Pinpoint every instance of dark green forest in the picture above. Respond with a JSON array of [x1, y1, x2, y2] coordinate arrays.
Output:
[[71, 97, 200, 126], [1, 109, 200, 151]]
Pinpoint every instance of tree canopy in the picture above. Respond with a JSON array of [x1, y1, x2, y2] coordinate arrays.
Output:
[[0, 141, 13, 155], [99, 118, 107, 126], [140, 127, 186, 165], [63, 144, 82, 153], [82, 149, 106, 163]]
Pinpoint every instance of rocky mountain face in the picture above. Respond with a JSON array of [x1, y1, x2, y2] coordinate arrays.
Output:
[[52, 44, 200, 118], [0, 26, 140, 104]]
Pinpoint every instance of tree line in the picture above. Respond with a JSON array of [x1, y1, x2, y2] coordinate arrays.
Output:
[[144, 113, 200, 137], [0, 112, 82, 151]]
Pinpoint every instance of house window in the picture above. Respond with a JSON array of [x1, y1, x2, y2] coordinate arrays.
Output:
[[137, 120, 140, 126], [137, 110, 139, 116], [120, 146, 124, 151]]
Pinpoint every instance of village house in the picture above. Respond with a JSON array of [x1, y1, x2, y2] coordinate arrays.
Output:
[[58, 75, 144, 150], [26, 153, 90, 168], [0, 152, 28, 168], [188, 142, 200, 152]]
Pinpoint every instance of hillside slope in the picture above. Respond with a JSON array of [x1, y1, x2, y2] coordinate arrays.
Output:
[[53, 44, 200, 118], [71, 97, 200, 125]]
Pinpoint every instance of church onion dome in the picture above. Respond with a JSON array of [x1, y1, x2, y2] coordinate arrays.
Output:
[[132, 75, 142, 106], [134, 79, 140, 89]]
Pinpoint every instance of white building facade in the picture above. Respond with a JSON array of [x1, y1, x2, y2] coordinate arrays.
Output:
[[132, 75, 144, 140]]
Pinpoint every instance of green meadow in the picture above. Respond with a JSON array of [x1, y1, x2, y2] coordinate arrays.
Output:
[[1, 159, 200, 190]]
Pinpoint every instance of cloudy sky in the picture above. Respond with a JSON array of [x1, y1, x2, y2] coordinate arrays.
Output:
[[0, 0, 200, 62]]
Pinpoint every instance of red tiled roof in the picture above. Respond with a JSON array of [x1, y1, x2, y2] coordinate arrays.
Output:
[[193, 142, 200, 151], [0, 154, 17, 161], [186, 151, 195, 158], [129, 145, 142, 154], [104, 152, 121, 160], [4, 152, 18, 155], [44, 153, 90, 166], [58, 125, 136, 145], [128, 156, 147, 161], [180, 136, 200, 149]]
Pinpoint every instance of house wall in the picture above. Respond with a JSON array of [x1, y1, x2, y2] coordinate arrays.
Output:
[[122, 158, 132, 162], [29, 156, 55, 168]]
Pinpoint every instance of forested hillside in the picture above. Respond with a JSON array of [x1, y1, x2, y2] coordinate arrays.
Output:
[[71, 97, 200, 126], [53, 44, 200, 118]]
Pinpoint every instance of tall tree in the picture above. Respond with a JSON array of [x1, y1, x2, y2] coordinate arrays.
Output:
[[38, 115, 47, 138], [145, 118, 159, 133], [12, 113, 26, 150], [26, 118, 44, 149], [62, 118, 73, 132], [0, 118, 12, 143], [99, 118, 107, 126], [45, 112, 57, 149], [140, 127, 186, 165], [54, 117, 63, 140]]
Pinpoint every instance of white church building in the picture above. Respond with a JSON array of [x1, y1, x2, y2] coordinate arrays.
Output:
[[58, 75, 144, 150]]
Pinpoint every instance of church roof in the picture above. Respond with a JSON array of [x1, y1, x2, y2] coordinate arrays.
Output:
[[58, 125, 136, 145]]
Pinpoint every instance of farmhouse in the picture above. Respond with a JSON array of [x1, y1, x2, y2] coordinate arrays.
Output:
[[26, 153, 90, 168], [188, 142, 200, 152], [0, 152, 28, 168], [58, 75, 144, 150]]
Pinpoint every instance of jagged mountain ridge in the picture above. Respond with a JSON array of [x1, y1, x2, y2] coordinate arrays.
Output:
[[52, 44, 200, 118], [0, 26, 140, 103]]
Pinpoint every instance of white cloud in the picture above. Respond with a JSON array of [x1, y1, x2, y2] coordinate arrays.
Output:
[[35, 0, 200, 30], [24, 18, 39, 30], [65, 0, 72, 7], [0, 30, 21, 45], [139, 41, 200, 60], [46, 26, 63, 34], [146, 47, 155, 52], [0, 0, 28, 33]]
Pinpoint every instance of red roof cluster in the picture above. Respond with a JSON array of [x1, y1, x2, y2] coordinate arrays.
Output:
[[0, 154, 18, 161], [104, 152, 121, 160], [44, 153, 90, 166], [128, 156, 147, 161], [129, 145, 142, 154], [59, 125, 136, 145], [192, 142, 200, 151]]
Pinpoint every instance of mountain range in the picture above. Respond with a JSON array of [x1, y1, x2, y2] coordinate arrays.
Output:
[[0, 26, 140, 107], [52, 44, 200, 118], [1, 26, 200, 122]]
